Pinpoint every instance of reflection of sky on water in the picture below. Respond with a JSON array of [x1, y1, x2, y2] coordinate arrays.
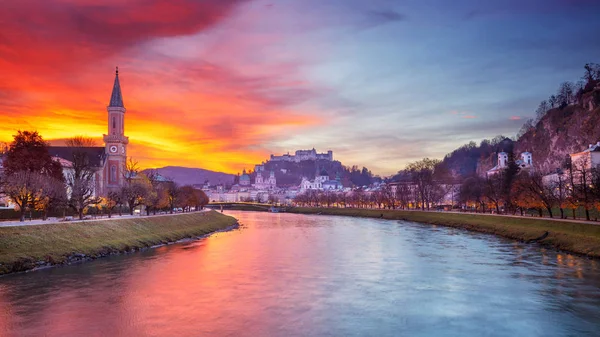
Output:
[[0, 211, 599, 337]]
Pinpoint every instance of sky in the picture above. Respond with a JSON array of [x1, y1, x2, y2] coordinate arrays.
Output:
[[1, 0, 600, 176]]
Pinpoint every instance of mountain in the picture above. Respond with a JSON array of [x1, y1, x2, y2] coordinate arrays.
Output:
[[144, 166, 235, 187]]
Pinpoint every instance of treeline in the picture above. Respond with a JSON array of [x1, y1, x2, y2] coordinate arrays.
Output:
[[518, 63, 600, 139], [0, 131, 209, 222], [295, 158, 454, 210], [460, 155, 600, 220], [294, 153, 600, 221]]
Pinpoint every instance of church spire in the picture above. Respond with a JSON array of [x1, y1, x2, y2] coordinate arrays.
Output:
[[108, 66, 124, 108]]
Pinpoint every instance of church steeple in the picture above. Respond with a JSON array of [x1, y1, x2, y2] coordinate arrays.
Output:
[[109, 67, 124, 108]]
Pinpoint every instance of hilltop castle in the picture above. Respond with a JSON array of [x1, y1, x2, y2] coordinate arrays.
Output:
[[269, 149, 333, 163]]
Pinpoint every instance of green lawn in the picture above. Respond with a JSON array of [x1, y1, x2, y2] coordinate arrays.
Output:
[[287, 207, 600, 258], [0, 211, 237, 274]]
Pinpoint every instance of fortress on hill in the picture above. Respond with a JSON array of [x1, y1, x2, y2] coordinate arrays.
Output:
[[269, 149, 333, 163]]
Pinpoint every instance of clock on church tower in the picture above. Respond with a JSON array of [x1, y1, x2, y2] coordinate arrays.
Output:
[[102, 67, 129, 190]]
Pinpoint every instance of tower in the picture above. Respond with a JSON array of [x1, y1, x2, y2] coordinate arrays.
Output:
[[103, 67, 129, 190], [268, 170, 276, 189], [497, 152, 508, 168]]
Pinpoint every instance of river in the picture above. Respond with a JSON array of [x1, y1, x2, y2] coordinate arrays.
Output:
[[1, 211, 599, 337]]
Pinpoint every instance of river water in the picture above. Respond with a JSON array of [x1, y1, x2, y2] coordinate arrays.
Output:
[[1, 211, 599, 337]]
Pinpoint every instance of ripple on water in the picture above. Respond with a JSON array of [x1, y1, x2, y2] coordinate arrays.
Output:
[[0, 211, 599, 337]]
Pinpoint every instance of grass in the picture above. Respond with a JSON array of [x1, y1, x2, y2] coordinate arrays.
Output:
[[0, 210, 237, 275], [287, 207, 600, 258]]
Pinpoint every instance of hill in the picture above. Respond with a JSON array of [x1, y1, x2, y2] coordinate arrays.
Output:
[[441, 63, 600, 178], [515, 103, 600, 173], [144, 166, 235, 187], [246, 159, 376, 188]]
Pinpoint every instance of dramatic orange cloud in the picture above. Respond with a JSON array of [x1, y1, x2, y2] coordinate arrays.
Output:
[[0, 0, 323, 173]]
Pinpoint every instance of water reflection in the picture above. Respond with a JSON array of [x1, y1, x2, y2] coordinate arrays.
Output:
[[0, 211, 599, 337]]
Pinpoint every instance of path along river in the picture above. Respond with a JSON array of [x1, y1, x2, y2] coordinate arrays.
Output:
[[1, 211, 599, 337]]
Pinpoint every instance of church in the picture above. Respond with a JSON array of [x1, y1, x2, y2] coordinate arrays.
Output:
[[48, 68, 129, 197]]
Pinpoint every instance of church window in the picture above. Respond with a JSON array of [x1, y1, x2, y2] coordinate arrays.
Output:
[[110, 165, 117, 183], [112, 116, 116, 129]]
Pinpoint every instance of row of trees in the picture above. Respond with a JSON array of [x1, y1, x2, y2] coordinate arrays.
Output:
[[460, 155, 600, 220], [294, 153, 600, 221], [0, 131, 208, 221], [294, 158, 455, 210]]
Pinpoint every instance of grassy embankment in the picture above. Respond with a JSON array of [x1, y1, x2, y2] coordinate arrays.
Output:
[[0, 210, 237, 275], [287, 207, 600, 258]]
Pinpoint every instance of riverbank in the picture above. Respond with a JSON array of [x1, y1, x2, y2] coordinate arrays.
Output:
[[0, 210, 238, 275], [287, 207, 600, 258]]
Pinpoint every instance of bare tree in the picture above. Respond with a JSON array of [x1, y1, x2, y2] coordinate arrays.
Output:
[[571, 155, 593, 220], [2, 171, 43, 221], [35, 177, 68, 220], [66, 136, 99, 220]]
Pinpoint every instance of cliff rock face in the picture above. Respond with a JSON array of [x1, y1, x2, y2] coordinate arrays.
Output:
[[515, 100, 600, 174]]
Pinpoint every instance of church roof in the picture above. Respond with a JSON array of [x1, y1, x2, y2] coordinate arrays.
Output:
[[48, 147, 106, 167], [109, 67, 124, 108]]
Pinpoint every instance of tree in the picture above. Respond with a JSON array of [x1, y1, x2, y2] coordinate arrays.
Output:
[[1, 131, 65, 221], [161, 181, 180, 214], [557, 81, 575, 107], [193, 189, 209, 210], [34, 177, 68, 220], [121, 178, 150, 215], [535, 100, 550, 125], [143, 169, 162, 215], [548, 95, 558, 108], [511, 173, 544, 216], [2, 171, 44, 222], [395, 183, 412, 210], [513, 172, 557, 218], [406, 158, 445, 210], [179, 185, 199, 212], [101, 190, 122, 218], [545, 170, 569, 219], [583, 63, 600, 84], [516, 118, 534, 139], [484, 174, 503, 214], [2, 131, 64, 179], [571, 155, 593, 220], [381, 184, 397, 209], [460, 176, 485, 212], [119, 158, 150, 215], [65, 136, 99, 220]]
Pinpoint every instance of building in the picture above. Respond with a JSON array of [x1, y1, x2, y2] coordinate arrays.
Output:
[[570, 142, 600, 171], [486, 151, 533, 176], [254, 170, 276, 190], [299, 169, 343, 191], [270, 149, 333, 162], [48, 68, 129, 196], [239, 169, 251, 187]]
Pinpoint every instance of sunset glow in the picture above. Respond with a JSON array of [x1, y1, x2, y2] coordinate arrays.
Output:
[[2, 0, 600, 174]]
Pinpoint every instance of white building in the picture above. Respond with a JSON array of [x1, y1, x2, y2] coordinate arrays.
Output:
[[570, 142, 600, 171], [300, 169, 343, 192], [486, 151, 533, 176], [254, 171, 276, 190]]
